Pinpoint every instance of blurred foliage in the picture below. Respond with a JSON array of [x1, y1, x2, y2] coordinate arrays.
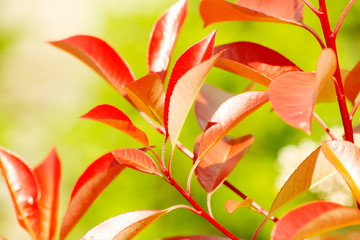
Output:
[[0, 0, 360, 239]]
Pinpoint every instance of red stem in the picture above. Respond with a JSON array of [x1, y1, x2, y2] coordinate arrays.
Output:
[[318, 0, 354, 142], [165, 171, 240, 240]]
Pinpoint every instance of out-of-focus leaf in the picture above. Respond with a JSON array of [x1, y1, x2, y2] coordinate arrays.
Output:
[[225, 199, 253, 214], [112, 148, 161, 176], [81, 206, 180, 240], [195, 135, 254, 192], [164, 31, 216, 143], [316, 48, 337, 90], [214, 42, 300, 87], [322, 140, 360, 204], [0, 147, 40, 239], [195, 84, 233, 130], [148, 0, 187, 80], [269, 72, 316, 134], [81, 104, 149, 146], [165, 45, 222, 146], [345, 61, 360, 104], [200, 0, 304, 28], [125, 73, 165, 124], [198, 91, 269, 159], [271, 201, 360, 240], [33, 149, 61, 240], [160, 235, 230, 240], [270, 147, 336, 215], [50, 35, 135, 94], [60, 153, 125, 240]]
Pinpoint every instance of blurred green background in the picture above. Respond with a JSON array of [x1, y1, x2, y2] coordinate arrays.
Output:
[[0, 0, 360, 239]]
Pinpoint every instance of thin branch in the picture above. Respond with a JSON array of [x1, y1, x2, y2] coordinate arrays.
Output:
[[207, 192, 214, 219], [313, 113, 338, 140], [350, 98, 360, 120], [301, 24, 326, 49], [333, 0, 356, 39], [302, 0, 321, 16]]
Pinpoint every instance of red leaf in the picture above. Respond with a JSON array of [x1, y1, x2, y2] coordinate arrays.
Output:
[[0, 147, 40, 239], [60, 153, 125, 240], [195, 84, 233, 130], [322, 140, 360, 204], [112, 148, 161, 176], [271, 201, 360, 240], [81, 104, 149, 146], [124, 73, 165, 125], [160, 235, 230, 240], [50, 35, 135, 94], [345, 61, 360, 104], [148, 0, 187, 80], [33, 149, 61, 240], [198, 91, 269, 159], [81, 207, 179, 240], [269, 72, 316, 134], [214, 42, 300, 87], [164, 31, 216, 138], [195, 135, 254, 192], [200, 0, 304, 28]]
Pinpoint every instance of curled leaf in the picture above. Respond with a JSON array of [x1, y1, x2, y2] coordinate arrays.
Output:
[[112, 148, 161, 176], [214, 42, 300, 87], [50, 35, 135, 94], [322, 140, 360, 204], [60, 153, 125, 240], [148, 0, 188, 80], [198, 91, 269, 159], [200, 0, 304, 27], [81, 104, 149, 146], [271, 201, 360, 240]]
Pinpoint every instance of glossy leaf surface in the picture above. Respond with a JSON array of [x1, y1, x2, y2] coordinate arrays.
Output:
[[269, 72, 316, 134], [214, 42, 300, 86], [322, 140, 360, 204], [345, 61, 360, 104], [81, 209, 171, 240], [270, 147, 336, 215], [148, 0, 187, 80], [125, 73, 165, 124], [161, 235, 230, 240], [112, 148, 161, 176], [81, 104, 149, 146], [50, 35, 135, 93], [195, 135, 254, 192], [271, 201, 360, 240], [33, 149, 61, 240], [198, 91, 269, 159], [200, 0, 304, 27], [195, 84, 233, 130], [0, 147, 40, 238], [164, 31, 216, 141], [60, 153, 125, 240]]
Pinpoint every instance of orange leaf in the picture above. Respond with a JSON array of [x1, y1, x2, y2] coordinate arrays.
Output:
[[198, 91, 269, 159], [81, 104, 149, 146], [33, 149, 61, 240], [50, 35, 135, 94], [195, 135, 254, 192], [322, 140, 360, 204], [214, 42, 300, 87], [271, 201, 360, 240], [148, 0, 187, 80], [60, 153, 125, 240], [112, 148, 161, 176], [125, 73, 165, 125], [200, 0, 304, 27], [225, 199, 253, 214], [160, 235, 230, 240], [345, 61, 360, 104]]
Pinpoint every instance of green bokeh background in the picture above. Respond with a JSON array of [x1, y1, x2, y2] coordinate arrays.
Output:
[[0, 0, 360, 239]]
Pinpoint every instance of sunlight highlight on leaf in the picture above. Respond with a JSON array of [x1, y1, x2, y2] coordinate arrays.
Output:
[[225, 199, 253, 214], [271, 201, 360, 240]]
